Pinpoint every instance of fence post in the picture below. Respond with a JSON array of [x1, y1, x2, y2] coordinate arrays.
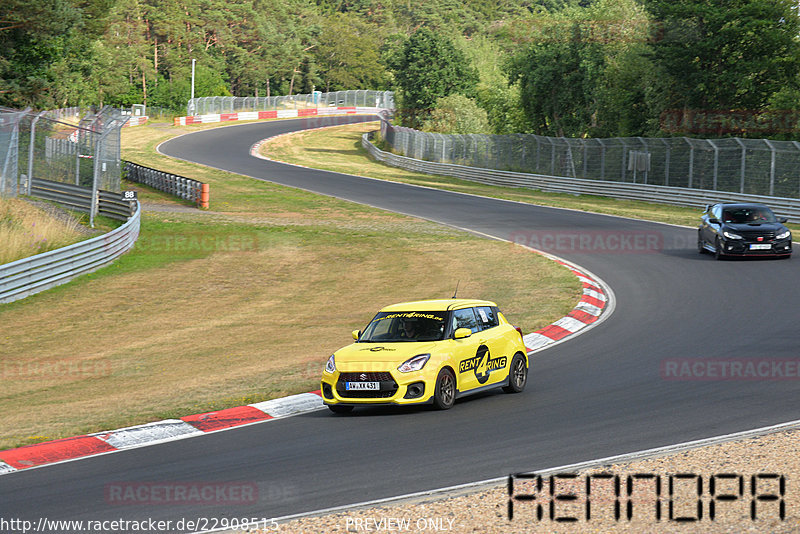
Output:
[[620, 138, 628, 182], [597, 138, 606, 180], [26, 111, 45, 195], [708, 139, 719, 191], [763, 139, 776, 196], [638, 137, 648, 184], [734, 138, 746, 193], [581, 139, 588, 178], [90, 133, 101, 227], [661, 138, 670, 186], [685, 138, 694, 189]]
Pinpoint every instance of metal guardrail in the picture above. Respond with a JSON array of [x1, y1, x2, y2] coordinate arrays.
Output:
[[189, 90, 394, 115], [378, 112, 800, 201], [123, 160, 208, 208], [363, 132, 800, 223], [0, 201, 141, 304], [29, 178, 135, 221]]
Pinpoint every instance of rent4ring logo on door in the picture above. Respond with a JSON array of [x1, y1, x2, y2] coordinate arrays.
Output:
[[459, 345, 507, 384]]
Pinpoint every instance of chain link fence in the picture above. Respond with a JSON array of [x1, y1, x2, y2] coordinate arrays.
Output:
[[189, 90, 394, 115], [379, 113, 800, 199], [1, 106, 129, 224]]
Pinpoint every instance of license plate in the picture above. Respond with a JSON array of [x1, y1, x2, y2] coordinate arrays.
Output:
[[346, 381, 379, 391], [750, 243, 771, 250]]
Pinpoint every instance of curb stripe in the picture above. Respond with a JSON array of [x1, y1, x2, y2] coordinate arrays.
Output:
[[0, 461, 18, 474], [575, 302, 604, 315], [567, 309, 600, 323], [580, 295, 606, 308], [250, 392, 324, 418], [183, 406, 273, 432], [535, 324, 573, 341], [95, 420, 203, 450], [0, 435, 116, 469]]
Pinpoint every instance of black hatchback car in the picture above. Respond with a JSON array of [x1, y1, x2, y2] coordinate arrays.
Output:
[[698, 203, 792, 259]]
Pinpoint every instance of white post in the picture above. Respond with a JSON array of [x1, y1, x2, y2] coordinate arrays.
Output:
[[190, 58, 196, 115]]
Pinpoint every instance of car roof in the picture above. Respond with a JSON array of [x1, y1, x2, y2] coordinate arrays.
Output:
[[714, 202, 771, 209], [380, 299, 498, 312]]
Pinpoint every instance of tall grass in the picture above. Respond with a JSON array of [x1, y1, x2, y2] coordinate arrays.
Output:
[[0, 198, 85, 265]]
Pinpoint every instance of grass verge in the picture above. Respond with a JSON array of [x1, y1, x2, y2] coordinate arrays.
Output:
[[0, 198, 89, 265], [0, 120, 580, 450]]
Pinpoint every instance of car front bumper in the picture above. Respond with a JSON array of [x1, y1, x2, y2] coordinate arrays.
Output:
[[720, 238, 792, 256], [320, 369, 436, 406]]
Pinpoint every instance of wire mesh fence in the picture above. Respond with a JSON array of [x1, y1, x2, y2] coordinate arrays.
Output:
[[189, 90, 395, 115], [1, 106, 128, 196], [379, 113, 800, 199], [1, 106, 129, 224]]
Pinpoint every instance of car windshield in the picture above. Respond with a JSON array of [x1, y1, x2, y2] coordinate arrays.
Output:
[[721, 207, 777, 224], [359, 311, 447, 342]]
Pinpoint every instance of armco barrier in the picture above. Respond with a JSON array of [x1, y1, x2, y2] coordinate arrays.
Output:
[[0, 201, 141, 304], [362, 132, 800, 223], [173, 106, 383, 126], [29, 178, 135, 221], [123, 160, 208, 208]]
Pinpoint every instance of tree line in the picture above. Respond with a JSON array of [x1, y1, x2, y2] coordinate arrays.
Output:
[[3, 0, 799, 139]]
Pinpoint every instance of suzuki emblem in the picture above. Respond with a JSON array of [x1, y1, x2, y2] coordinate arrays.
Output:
[[359, 373, 368, 381]]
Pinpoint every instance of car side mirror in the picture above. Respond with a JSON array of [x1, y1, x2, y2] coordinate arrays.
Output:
[[778, 217, 788, 224], [454, 327, 472, 339], [708, 218, 720, 225], [352, 330, 361, 341]]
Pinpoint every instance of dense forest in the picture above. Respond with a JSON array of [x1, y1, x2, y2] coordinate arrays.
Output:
[[3, 0, 800, 139]]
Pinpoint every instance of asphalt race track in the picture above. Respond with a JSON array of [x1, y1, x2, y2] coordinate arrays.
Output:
[[3, 116, 799, 532]]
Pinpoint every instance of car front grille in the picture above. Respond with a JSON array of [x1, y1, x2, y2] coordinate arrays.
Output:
[[740, 231, 776, 241], [337, 372, 398, 399], [339, 372, 394, 382]]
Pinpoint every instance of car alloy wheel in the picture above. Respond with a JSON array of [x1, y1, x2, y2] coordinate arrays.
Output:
[[433, 368, 456, 410], [503, 353, 528, 393], [714, 237, 725, 260], [697, 232, 706, 254]]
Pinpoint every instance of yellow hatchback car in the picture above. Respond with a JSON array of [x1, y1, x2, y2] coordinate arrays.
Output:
[[320, 299, 529, 413]]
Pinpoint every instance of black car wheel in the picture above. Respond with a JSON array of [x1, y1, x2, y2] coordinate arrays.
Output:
[[328, 404, 354, 414], [432, 368, 456, 410], [714, 237, 725, 260], [697, 232, 707, 254], [503, 353, 528, 393]]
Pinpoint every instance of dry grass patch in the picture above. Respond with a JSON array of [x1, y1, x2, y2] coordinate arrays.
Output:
[[0, 198, 85, 264]]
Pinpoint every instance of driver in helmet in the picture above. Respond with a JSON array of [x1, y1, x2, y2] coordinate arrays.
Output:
[[399, 317, 420, 340]]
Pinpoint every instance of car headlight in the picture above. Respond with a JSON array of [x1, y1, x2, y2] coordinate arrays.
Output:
[[723, 231, 742, 239], [776, 230, 791, 240], [325, 354, 336, 374], [397, 353, 430, 373]]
